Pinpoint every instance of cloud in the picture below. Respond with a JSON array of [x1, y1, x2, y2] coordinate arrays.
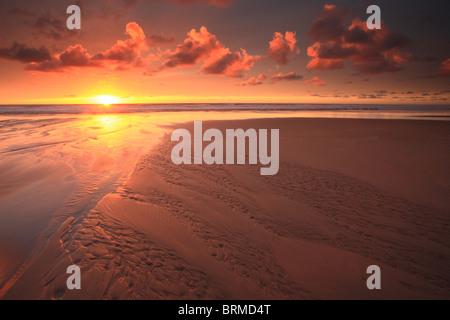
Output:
[[307, 4, 411, 74], [271, 72, 303, 82], [7, 9, 77, 41], [24, 22, 151, 72], [162, 26, 259, 77], [308, 4, 349, 42], [162, 27, 222, 68], [92, 22, 149, 67], [358, 94, 379, 99], [0, 42, 51, 63], [248, 77, 263, 86], [304, 76, 326, 87], [238, 74, 266, 86], [3, 22, 257, 76], [267, 31, 300, 65], [258, 74, 266, 80], [358, 90, 390, 99], [25, 44, 101, 72], [439, 59, 450, 76], [30, 14, 77, 40], [59, 45, 96, 67], [202, 49, 258, 77]]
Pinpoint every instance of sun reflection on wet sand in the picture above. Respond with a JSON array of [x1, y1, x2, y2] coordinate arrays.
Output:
[[0, 110, 298, 290]]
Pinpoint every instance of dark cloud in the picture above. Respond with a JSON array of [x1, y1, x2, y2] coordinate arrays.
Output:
[[0, 42, 51, 63], [358, 94, 379, 99], [6, 8, 77, 41], [308, 4, 349, 42], [307, 4, 411, 74], [29, 14, 78, 40], [358, 90, 392, 99], [25, 44, 101, 72]]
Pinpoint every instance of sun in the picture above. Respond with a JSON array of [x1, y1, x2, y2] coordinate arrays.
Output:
[[96, 95, 119, 106]]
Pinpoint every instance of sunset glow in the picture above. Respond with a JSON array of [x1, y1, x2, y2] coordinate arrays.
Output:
[[0, 1, 448, 105], [96, 95, 120, 106]]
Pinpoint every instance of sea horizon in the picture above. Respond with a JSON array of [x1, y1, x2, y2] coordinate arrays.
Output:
[[0, 103, 449, 120]]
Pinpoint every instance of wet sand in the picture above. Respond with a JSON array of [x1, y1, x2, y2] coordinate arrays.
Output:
[[1, 117, 449, 299]]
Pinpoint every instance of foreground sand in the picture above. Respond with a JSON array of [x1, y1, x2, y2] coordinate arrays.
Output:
[[1, 117, 449, 299]]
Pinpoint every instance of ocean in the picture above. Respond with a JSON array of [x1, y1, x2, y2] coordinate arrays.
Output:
[[0, 104, 449, 120]]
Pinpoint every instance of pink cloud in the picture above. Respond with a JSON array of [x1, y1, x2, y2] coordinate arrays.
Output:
[[271, 72, 303, 82], [258, 74, 266, 80], [202, 49, 258, 77], [304, 76, 326, 87], [238, 77, 263, 87], [307, 5, 411, 74], [239, 74, 267, 86], [267, 31, 300, 65], [92, 22, 148, 67], [162, 26, 260, 77], [25, 22, 151, 72], [162, 27, 223, 68]]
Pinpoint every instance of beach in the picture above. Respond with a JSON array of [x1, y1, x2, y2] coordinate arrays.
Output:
[[0, 114, 449, 299]]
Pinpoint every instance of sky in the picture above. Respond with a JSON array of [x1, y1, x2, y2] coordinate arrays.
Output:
[[0, 0, 449, 105]]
